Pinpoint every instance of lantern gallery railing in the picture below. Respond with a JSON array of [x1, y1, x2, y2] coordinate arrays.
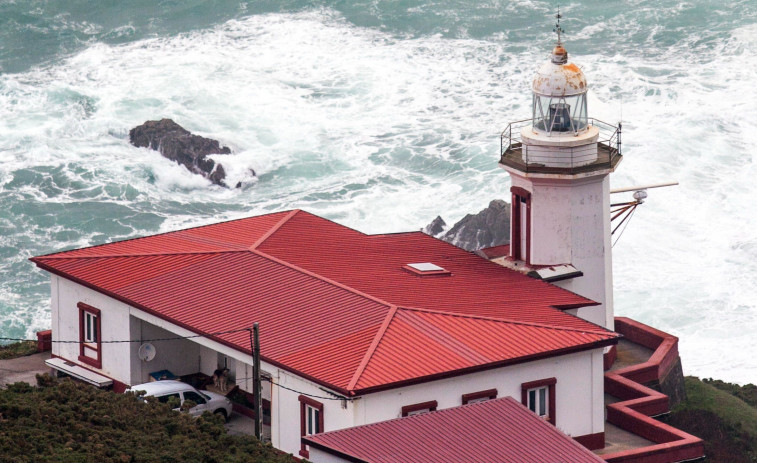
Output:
[[500, 118, 622, 174]]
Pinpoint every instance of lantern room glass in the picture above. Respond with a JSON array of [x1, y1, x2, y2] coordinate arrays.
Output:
[[532, 93, 588, 134]]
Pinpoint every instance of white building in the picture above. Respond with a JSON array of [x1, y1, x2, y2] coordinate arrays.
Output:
[[33, 208, 618, 456]]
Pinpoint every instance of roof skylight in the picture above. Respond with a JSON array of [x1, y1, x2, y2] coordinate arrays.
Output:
[[403, 262, 451, 276], [408, 262, 444, 272]]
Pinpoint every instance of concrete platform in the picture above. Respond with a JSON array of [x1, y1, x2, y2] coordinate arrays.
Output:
[[0, 351, 51, 387], [595, 423, 655, 455], [609, 339, 654, 372]]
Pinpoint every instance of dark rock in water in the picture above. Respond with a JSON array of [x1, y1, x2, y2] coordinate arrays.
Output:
[[423, 199, 511, 251], [422, 216, 447, 237], [129, 118, 232, 187]]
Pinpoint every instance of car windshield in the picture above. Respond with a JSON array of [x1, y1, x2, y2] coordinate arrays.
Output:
[[200, 391, 211, 400]]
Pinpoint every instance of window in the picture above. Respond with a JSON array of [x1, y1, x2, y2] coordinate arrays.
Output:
[[156, 393, 181, 405], [462, 388, 498, 405], [521, 378, 556, 425], [182, 391, 207, 406], [510, 187, 531, 263], [83, 311, 97, 343], [299, 395, 324, 458], [77, 303, 101, 369], [401, 400, 437, 417], [528, 386, 548, 416]]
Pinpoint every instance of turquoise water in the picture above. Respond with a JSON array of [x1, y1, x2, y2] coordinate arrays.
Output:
[[1, 1, 756, 383]]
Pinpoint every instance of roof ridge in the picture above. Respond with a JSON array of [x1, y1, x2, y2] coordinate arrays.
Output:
[[30, 210, 295, 260], [347, 305, 398, 392], [249, 209, 300, 250], [32, 249, 250, 260], [251, 248, 395, 310], [397, 306, 616, 336]]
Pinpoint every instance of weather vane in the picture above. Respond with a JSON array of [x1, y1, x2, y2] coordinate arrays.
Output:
[[554, 7, 564, 45]]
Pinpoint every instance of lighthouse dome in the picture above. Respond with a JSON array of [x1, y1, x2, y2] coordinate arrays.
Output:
[[532, 46, 587, 97], [530, 44, 589, 134]]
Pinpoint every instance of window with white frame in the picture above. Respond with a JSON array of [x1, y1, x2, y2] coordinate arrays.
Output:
[[401, 400, 438, 417], [462, 388, 498, 405], [527, 385, 549, 418], [77, 302, 102, 369], [299, 395, 324, 458], [305, 403, 321, 435], [83, 311, 98, 343], [521, 377, 556, 425]]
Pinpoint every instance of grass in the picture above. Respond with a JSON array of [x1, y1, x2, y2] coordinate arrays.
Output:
[[0, 341, 37, 360], [668, 376, 757, 463]]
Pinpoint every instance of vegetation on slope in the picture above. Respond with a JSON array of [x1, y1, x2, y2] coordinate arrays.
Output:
[[0, 340, 37, 359], [0, 375, 295, 463], [668, 376, 757, 463]]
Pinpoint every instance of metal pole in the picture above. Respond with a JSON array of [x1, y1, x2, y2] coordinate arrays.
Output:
[[253, 323, 263, 441]]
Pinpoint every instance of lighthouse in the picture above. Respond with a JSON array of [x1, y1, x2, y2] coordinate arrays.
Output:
[[497, 17, 622, 330]]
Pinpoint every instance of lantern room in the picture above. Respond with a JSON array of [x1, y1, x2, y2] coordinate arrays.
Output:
[[531, 45, 589, 135]]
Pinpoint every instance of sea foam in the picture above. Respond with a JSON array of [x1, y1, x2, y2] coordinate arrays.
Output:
[[0, 8, 755, 383]]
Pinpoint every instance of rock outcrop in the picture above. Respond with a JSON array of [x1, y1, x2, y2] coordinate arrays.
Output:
[[423, 199, 511, 251], [129, 119, 233, 187]]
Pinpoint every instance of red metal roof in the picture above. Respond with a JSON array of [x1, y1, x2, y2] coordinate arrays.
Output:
[[303, 396, 605, 463], [31, 209, 617, 395], [478, 243, 510, 259]]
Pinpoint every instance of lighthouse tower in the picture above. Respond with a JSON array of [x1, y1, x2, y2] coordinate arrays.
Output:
[[498, 20, 622, 330]]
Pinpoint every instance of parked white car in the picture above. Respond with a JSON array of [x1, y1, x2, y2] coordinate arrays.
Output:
[[127, 380, 233, 420]]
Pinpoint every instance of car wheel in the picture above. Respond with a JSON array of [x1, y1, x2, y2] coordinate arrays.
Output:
[[214, 408, 228, 421]]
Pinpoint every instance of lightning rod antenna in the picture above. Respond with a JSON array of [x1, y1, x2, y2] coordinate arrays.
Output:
[[554, 7, 564, 45]]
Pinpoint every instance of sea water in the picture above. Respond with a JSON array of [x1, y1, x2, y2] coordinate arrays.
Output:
[[1, 0, 755, 384]]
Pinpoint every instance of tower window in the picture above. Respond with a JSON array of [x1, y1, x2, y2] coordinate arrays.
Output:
[[510, 187, 531, 264]]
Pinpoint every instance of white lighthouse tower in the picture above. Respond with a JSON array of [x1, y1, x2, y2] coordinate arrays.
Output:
[[498, 17, 622, 330]]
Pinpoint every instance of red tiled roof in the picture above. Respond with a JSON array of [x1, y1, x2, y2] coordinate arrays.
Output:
[[303, 396, 605, 463], [31, 209, 617, 395]]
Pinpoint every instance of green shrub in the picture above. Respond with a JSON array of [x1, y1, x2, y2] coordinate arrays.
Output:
[[0, 379, 295, 462]]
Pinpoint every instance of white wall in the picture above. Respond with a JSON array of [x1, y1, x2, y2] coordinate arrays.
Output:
[[50, 276, 606, 456], [52, 275, 137, 384], [308, 448, 350, 463], [273, 368, 357, 456], [510, 172, 614, 329], [355, 349, 605, 439]]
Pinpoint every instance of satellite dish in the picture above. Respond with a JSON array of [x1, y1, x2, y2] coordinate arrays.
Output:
[[138, 343, 156, 362]]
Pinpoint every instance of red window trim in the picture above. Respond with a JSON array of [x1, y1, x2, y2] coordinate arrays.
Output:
[[401, 400, 437, 417], [521, 377, 556, 425], [510, 186, 532, 264], [462, 388, 498, 405], [299, 395, 324, 458], [77, 302, 102, 369]]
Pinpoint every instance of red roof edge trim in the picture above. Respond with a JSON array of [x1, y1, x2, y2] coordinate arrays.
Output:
[[351, 336, 618, 396], [28, 210, 294, 260], [347, 305, 399, 391], [249, 209, 300, 250], [301, 438, 368, 463], [397, 306, 618, 336], [252, 249, 395, 310], [31, 261, 355, 397], [30, 249, 248, 261]]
